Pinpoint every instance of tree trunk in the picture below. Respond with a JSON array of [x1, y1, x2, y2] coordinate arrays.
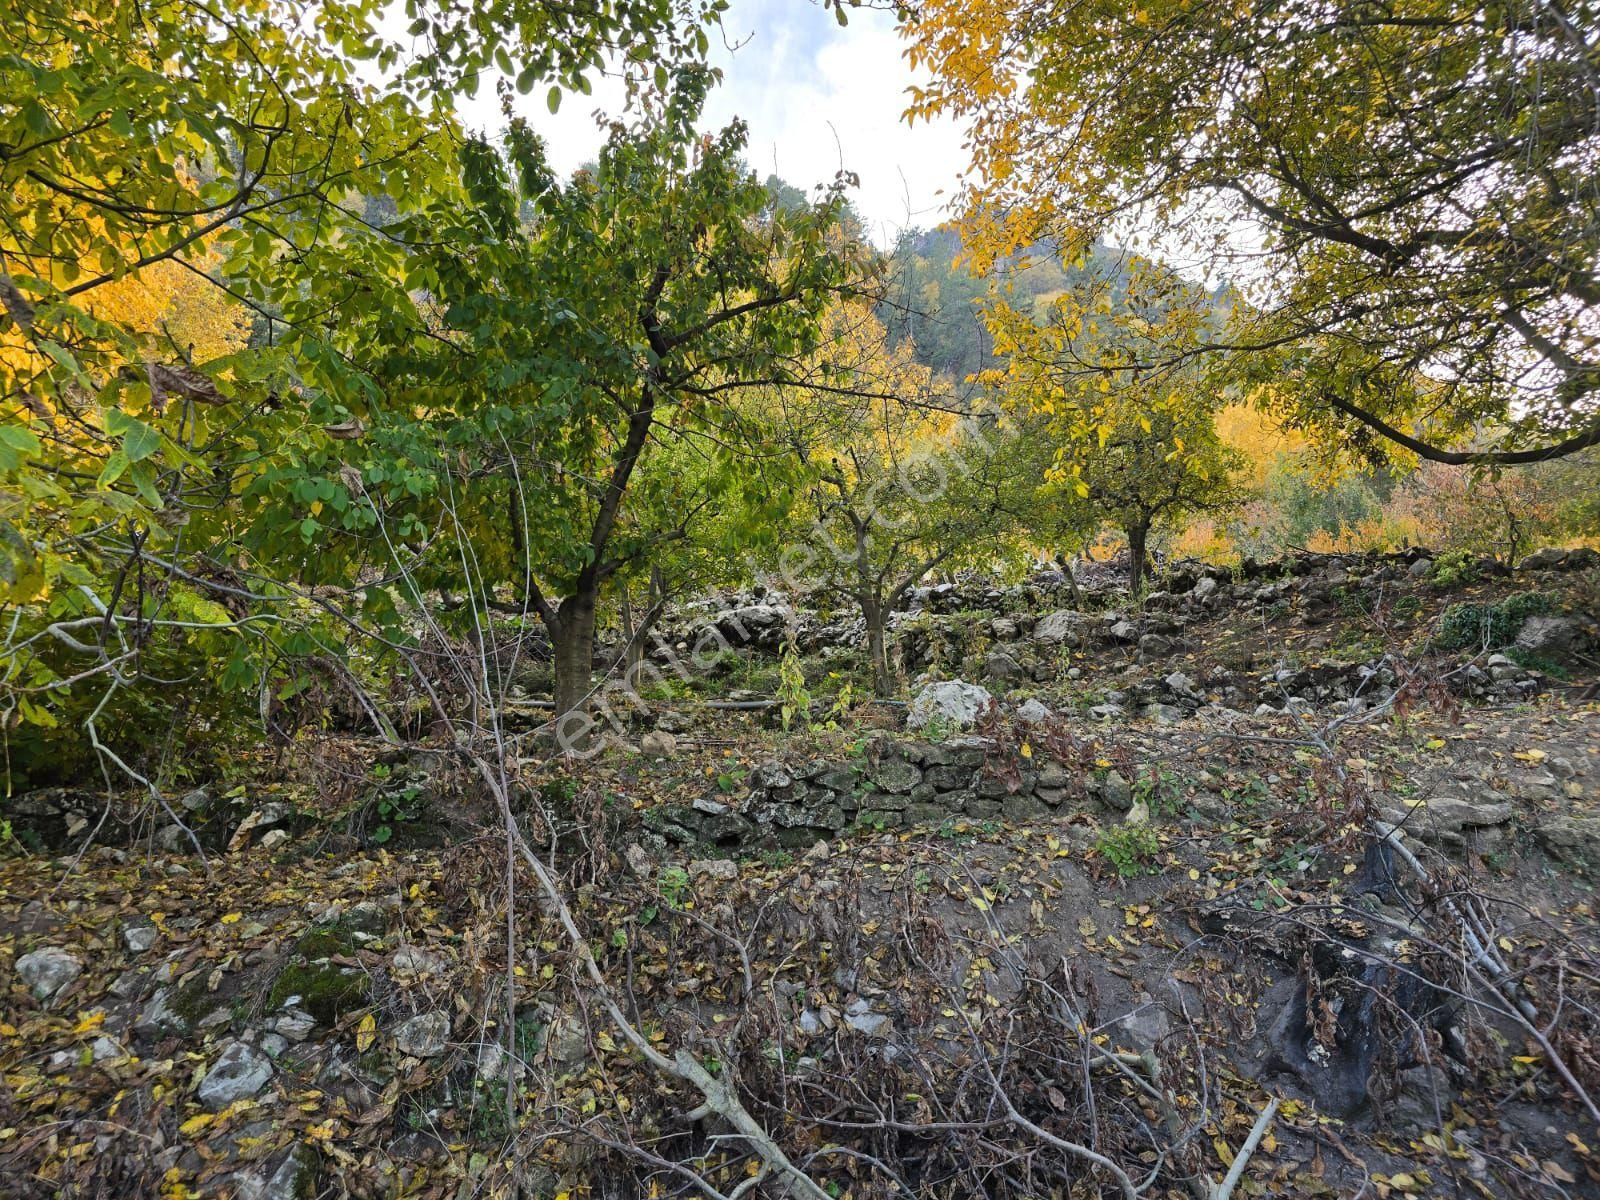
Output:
[[1127, 523, 1150, 596], [550, 591, 597, 743], [862, 594, 893, 698]]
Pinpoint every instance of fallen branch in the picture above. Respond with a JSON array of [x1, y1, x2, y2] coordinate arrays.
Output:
[[1212, 1096, 1279, 1200]]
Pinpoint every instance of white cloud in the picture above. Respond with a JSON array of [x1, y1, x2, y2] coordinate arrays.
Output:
[[454, 0, 967, 244]]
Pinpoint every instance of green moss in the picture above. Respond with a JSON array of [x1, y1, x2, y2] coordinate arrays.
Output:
[[169, 974, 225, 1026], [293, 925, 360, 959], [267, 962, 368, 1026]]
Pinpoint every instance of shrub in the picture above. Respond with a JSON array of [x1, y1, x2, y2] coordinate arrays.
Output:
[[1095, 822, 1162, 878], [1434, 591, 1554, 651]]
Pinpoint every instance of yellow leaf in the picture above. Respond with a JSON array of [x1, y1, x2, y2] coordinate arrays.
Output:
[[178, 1113, 214, 1135], [219, 912, 242, 925], [1020, 742, 1032, 758], [355, 1013, 377, 1053], [1213, 1137, 1235, 1167]]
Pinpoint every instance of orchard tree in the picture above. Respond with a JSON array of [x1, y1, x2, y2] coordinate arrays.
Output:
[[0, 0, 718, 773], [249, 74, 871, 735], [777, 304, 1015, 696], [983, 264, 1246, 592], [905, 0, 1600, 465]]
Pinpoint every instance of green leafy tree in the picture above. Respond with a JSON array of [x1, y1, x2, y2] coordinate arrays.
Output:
[[774, 305, 1017, 695], [251, 74, 869, 736], [983, 264, 1247, 592], [0, 0, 716, 778], [906, 0, 1600, 465]]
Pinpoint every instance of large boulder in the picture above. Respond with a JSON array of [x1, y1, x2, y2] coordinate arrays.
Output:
[[1517, 547, 1568, 571], [1515, 615, 1585, 665], [1031, 610, 1086, 647], [906, 681, 994, 733], [1535, 816, 1600, 875], [982, 651, 1027, 684]]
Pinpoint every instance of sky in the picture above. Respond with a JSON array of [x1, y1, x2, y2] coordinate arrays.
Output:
[[453, 0, 969, 246]]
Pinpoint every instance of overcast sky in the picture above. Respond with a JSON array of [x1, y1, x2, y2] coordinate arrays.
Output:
[[453, 0, 968, 245]]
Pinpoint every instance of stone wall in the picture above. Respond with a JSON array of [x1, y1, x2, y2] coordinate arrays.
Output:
[[641, 736, 1125, 852]]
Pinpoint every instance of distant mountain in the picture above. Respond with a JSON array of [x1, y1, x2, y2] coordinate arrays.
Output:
[[877, 226, 1150, 384]]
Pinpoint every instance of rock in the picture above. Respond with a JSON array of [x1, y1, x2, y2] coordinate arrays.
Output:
[[844, 998, 892, 1038], [983, 651, 1027, 683], [1518, 547, 1568, 571], [1163, 671, 1202, 702], [1015, 698, 1052, 725], [198, 1041, 274, 1110], [640, 730, 678, 760], [1107, 619, 1139, 643], [230, 1146, 318, 1200], [1408, 558, 1433, 579], [906, 680, 994, 732], [1137, 633, 1175, 660], [1390, 1065, 1453, 1129], [1400, 796, 1514, 848], [1088, 703, 1125, 720], [1124, 799, 1151, 824], [258, 828, 290, 852], [750, 760, 795, 790], [273, 1008, 318, 1042], [134, 986, 191, 1040], [1099, 770, 1133, 813], [990, 617, 1019, 640], [15, 947, 82, 1004], [624, 843, 654, 877], [393, 1012, 450, 1058], [1534, 816, 1600, 873], [1514, 615, 1583, 664], [541, 1011, 588, 1065], [872, 759, 922, 793], [390, 945, 447, 977], [1036, 762, 1071, 790], [90, 1035, 129, 1062], [1486, 652, 1522, 681], [1191, 575, 1220, 602], [1032, 610, 1085, 646], [804, 840, 831, 863], [689, 858, 738, 881], [1141, 702, 1185, 725]]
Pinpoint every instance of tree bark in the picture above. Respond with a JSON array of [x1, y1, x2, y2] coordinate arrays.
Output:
[[550, 591, 597, 739], [1127, 522, 1151, 595], [862, 593, 893, 698]]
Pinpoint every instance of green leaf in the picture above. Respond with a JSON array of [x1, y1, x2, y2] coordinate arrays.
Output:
[[98, 449, 130, 488], [546, 86, 561, 114], [121, 419, 161, 463]]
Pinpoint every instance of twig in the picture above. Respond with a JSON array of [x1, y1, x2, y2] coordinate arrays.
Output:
[[1212, 1096, 1279, 1200]]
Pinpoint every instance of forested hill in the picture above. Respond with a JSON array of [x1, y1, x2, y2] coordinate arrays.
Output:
[[877, 225, 1223, 385]]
